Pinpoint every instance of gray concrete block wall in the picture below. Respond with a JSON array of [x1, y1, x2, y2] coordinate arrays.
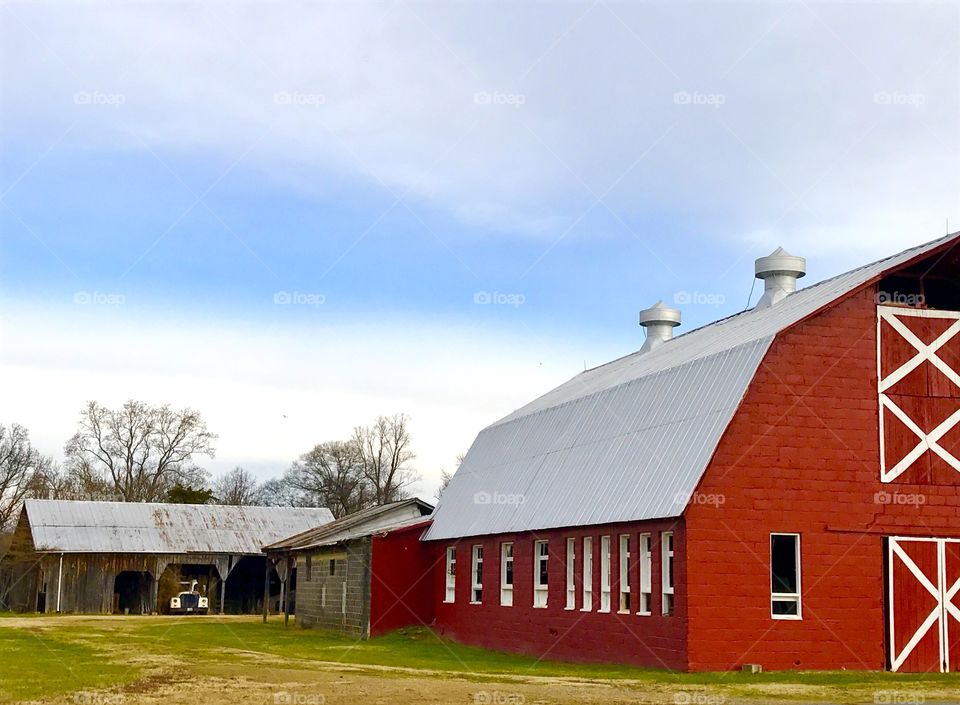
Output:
[[295, 539, 371, 637]]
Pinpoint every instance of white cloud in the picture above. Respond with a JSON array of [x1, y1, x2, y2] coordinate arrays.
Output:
[[2, 1, 956, 250], [0, 300, 589, 497]]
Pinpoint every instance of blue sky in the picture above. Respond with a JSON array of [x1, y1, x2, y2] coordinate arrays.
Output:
[[1, 1, 958, 494]]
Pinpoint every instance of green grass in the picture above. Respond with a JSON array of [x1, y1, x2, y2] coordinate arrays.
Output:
[[1, 616, 959, 703], [109, 619, 960, 687], [0, 627, 137, 701]]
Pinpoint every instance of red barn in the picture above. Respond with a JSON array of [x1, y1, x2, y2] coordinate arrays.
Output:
[[423, 233, 960, 673]]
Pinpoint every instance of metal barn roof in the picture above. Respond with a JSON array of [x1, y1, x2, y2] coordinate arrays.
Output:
[[264, 498, 434, 552], [23, 499, 334, 555], [424, 232, 960, 541]]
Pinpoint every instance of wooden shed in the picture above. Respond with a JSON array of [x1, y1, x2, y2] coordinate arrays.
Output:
[[0, 499, 332, 614]]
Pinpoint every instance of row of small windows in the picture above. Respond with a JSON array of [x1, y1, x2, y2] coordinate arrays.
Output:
[[445, 532, 675, 616], [446, 532, 802, 621]]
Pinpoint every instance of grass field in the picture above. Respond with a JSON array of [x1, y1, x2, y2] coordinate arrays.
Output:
[[0, 615, 958, 704]]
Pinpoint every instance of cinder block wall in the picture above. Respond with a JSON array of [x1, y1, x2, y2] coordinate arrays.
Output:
[[296, 538, 372, 636]]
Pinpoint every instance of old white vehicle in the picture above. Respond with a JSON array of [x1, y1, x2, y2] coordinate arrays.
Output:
[[169, 580, 209, 615]]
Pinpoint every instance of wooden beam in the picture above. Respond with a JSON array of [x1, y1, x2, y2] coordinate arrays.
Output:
[[262, 557, 270, 623], [283, 557, 291, 628]]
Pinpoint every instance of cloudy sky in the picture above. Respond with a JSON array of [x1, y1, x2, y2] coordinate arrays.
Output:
[[1, 1, 958, 496]]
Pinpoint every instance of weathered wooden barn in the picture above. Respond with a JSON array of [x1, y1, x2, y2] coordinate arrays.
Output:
[[424, 232, 960, 673], [264, 498, 433, 637], [0, 499, 332, 614]]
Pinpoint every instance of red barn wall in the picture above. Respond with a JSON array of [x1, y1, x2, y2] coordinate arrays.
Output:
[[431, 518, 687, 670], [685, 286, 960, 671], [369, 521, 439, 637]]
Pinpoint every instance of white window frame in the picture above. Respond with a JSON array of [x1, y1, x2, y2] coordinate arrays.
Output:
[[599, 535, 611, 613], [444, 546, 456, 603], [565, 538, 576, 610], [771, 533, 802, 620], [618, 534, 631, 614], [471, 545, 483, 604], [500, 542, 513, 606], [581, 536, 593, 611], [662, 532, 674, 616], [637, 533, 652, 616], [533, 539, 549, 608]]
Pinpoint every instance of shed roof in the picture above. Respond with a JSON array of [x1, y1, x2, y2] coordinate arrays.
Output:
[[23, 499, 334, 555], [424, 232, 960, 541], [264, 498, 433, 551]]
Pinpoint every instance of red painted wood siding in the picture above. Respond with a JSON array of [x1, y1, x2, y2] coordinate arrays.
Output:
[[685, 288, 960, 671], [369, 522, 439, 637], [431, 519, 687, 670]]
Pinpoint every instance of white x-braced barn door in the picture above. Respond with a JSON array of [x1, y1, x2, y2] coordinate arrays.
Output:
[[877, 306, 960, 484], [887, 537, 960, 672]]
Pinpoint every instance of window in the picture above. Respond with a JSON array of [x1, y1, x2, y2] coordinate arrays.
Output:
[[662, 532, 674, 616], [600, 535, 611, 612], [565, 538, 576, 610], [581, 537, 593, 611], [329, 559, 337, 577], [637, 533, 652, 615], [471, 545, 484, 604], [305, 555, 312, 582], [533, 540, 549, 608], [444, 547, 456, 603], [618, 534, 631, 613], [771, 533, 801, 619], [500, 543, 514, 606]]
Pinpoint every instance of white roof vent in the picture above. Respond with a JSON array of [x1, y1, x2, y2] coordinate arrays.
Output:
[[639, 300, 681, 353], [755, 247, 806, 308]]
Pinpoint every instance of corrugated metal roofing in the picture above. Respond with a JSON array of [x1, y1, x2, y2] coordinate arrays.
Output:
[[264, 498, 433, 551], [24, 499, 334, 555], [425, 233, 960, 541]]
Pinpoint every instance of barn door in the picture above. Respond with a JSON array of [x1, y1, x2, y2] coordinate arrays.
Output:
[[887, 537, 960, 672], [878, 306, 960, 484]]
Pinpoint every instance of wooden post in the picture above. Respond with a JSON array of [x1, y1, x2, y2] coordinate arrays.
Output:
[[262, 557, 271, 623], [220, 555, 231, 615], [283, 557, 291, 628]]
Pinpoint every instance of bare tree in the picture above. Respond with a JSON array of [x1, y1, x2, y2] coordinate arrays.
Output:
[[284, 441, 367, 518], [435, 453, 465, 500], [0, 424, 52, 530], [65, 400, 216, 503], [353, 414, 418, 505], [213, 467, 262, 506], [435, 470, 453, 500], [259, 477, 303, 507]]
